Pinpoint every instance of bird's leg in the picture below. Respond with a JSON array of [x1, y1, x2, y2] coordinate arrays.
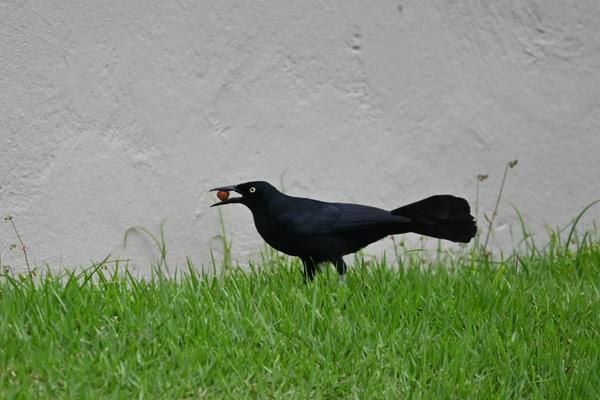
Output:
[[332, 257, 347, 277], [301, 258, 318, 282]]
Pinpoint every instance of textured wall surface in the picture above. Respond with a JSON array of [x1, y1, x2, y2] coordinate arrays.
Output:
[[1, 1, 599, 273]]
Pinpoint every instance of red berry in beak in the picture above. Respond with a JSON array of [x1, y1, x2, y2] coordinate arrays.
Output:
[[217, 190, 230, 201]]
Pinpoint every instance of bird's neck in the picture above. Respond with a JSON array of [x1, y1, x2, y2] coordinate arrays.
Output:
[[250, 194, 288, 218]]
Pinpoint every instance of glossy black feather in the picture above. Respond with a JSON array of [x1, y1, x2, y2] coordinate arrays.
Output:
[[274, 197, 411, 236]]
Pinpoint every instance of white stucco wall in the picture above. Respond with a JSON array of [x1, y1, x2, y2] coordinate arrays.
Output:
[[1, 1, 599, 273]]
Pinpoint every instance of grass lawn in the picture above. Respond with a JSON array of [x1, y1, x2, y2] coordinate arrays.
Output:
[[1, 236, 599, 399]]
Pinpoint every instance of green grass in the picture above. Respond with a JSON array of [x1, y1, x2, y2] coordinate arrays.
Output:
[[1, 236, 600, 399]]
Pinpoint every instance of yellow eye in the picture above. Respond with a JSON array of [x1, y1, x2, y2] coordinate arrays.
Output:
[[249, 187, 256, 193]]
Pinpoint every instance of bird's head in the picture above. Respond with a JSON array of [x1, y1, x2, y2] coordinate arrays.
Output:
[[209, 181, 282, 211]]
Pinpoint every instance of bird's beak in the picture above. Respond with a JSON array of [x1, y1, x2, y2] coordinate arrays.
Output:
[[209, 185, 244, 207]]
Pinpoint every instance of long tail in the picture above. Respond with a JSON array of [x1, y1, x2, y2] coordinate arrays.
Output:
[[391, 195, 477, 243]]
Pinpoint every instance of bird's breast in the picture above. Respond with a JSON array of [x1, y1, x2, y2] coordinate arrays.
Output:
[[251, 214, 304, 256]]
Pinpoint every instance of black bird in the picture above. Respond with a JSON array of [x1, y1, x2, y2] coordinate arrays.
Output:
[[210, 181, 476, 280]]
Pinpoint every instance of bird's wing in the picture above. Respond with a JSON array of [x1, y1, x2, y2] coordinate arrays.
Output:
[[276, 200, 410, 236]]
